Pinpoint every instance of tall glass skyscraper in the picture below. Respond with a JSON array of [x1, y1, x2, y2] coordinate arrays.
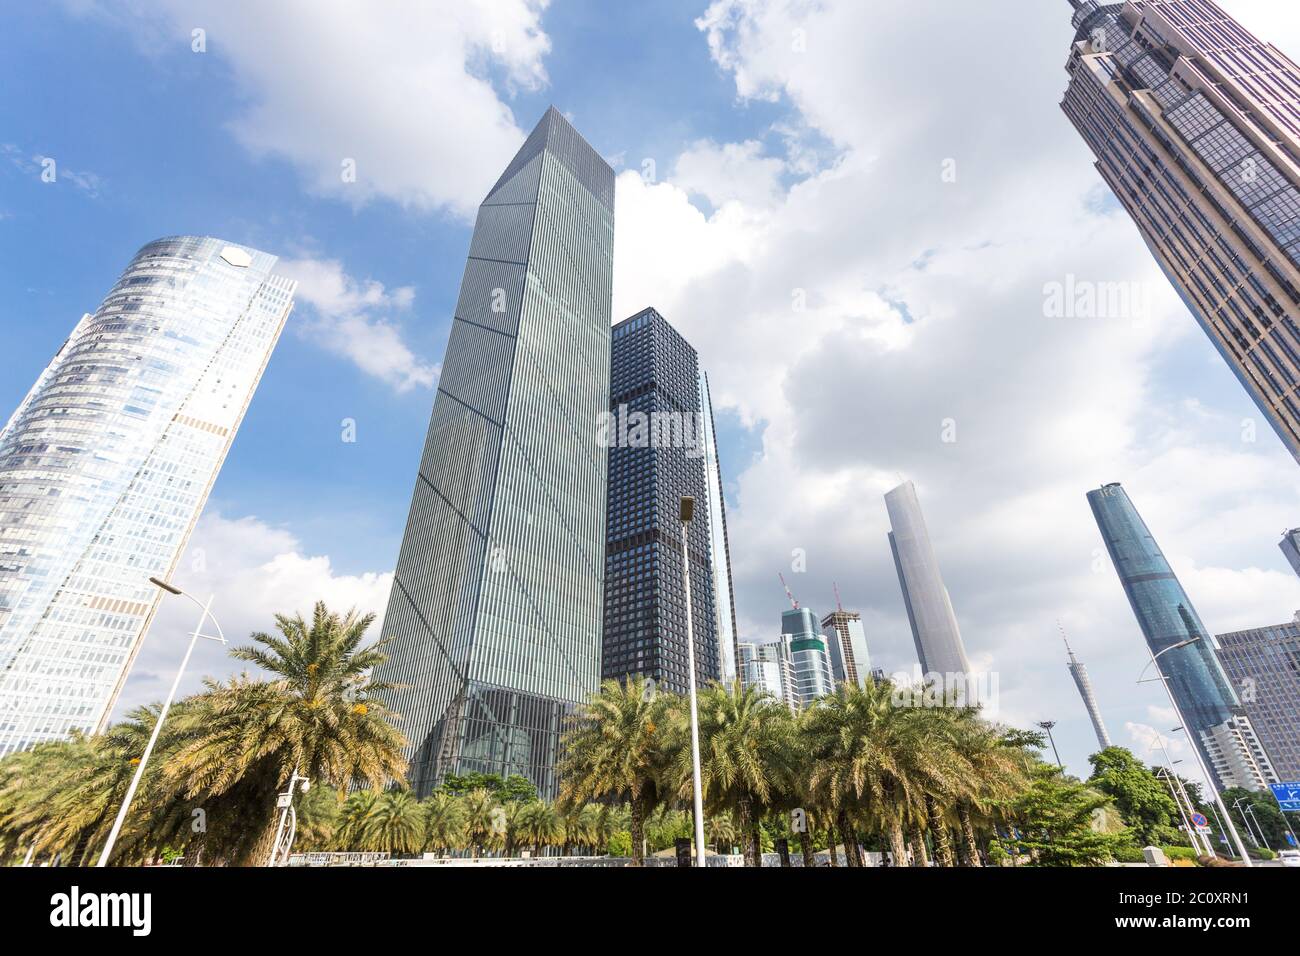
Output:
[[1088, 482, 1276, 790], [1062, 0, 1300, 463], [601, 308, 719, 697], [885, 480, 971, 677], [699, 371, 740, 687], [0, 236, 296, 756], [371, 109, 614, 799]]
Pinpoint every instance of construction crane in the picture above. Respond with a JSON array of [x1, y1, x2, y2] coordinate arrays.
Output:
[[778, 572, 799, 610], [833, 581, 844, 614]]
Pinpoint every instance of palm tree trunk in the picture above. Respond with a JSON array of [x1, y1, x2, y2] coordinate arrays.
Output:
[[737, 794, 760, 867], [959, 807, 982, 867], [629, 794, 645, 867], [245, 809, 282, 866], [828, 827, 839, 867], [751, 825, 762, 868], [887, 820, 908, 867], [911, 825, 930, 867], [798, 831, 814, 867], [838, 812, 860, 867], [926, 796, 955, 867]]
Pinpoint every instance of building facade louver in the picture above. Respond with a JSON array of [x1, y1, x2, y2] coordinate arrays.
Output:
[[371, 109, 614, 800]]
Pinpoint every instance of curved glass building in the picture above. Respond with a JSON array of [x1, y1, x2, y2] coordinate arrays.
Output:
[[1088, 483, 1276, 790], [0, 236, 296, 756]]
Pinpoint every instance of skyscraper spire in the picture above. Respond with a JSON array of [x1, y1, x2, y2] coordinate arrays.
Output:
[[1061, 623, 1112, 750]]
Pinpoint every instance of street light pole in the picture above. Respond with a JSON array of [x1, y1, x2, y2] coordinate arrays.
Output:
[[97, 578, 225, 866], [679, 496, 707, 868], [1150, 735, 1211, 856], [1139, 641, 1252, 867], [267, 768, 311, 866], [1037, 721, 1063, 769]]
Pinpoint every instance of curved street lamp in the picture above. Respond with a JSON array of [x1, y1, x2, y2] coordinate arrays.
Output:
[[96, 577, 225, 866], [1137, 639, 1252, 867]]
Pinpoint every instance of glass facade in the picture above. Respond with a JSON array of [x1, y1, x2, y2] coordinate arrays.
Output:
[[821, 609, 871, 688], [699, 371, 740, 688], [885, 480, 971, 677], [601, 308, 719, 697], [1216, 618, 1300, 781], [781, 607, 834, 707], [1087, 482, 1275, 790], [737, 641, 788, 705], [1279, 528, 1300, 579], [0, 236, 295, 755], [1062, 0, 1300, 463], [371, 109, 614, 800]]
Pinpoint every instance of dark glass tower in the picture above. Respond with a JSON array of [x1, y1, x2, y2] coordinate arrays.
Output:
[[1088, 483, 1275, 791], [372, 109, 614, 799], [601, 308, 719, 696]]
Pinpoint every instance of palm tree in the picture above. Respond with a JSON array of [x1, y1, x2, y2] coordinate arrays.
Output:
[[519, 801, 560, 858], [801, 679, 934, 867], [678, 682, 794, 867], [158, 603, 407, 864], [422, 792, 465, 857], [461, 788, 501, 858], [335, 790, 380, 850], [557, 677, 673, 866], [949, 720, 1032, 865], [365, 789, 424, 854], [0, 706, 195, 866], [706, 811, 737, 855]]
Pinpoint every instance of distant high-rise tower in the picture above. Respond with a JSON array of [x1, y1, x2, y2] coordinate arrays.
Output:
[[885, 480, 971, 676], [0, 237, 296, 756], [601, 308, 719, 696], [371, 108, 614, 799], [1088, 483, 1277, 791], [1061, 0, 1300, 463], [699, 371, 741, 687], [821, 607, 871, 689], [1216, 616, 1300, 781], [1063, 631, 1112, 750], [1280, 529, 1300, 578], [737, 641, 790, 708], [780, 607, 834, 708]]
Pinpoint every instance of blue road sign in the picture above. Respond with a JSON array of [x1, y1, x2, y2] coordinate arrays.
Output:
[[1270, 782, 1300, 813], [1288, 833, 1297, 848], [1191, 812, 1208, 828]]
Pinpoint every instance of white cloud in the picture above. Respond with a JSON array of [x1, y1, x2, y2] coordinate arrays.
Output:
[[69, 0, 553, 218], [277, 256, 438, 392], [673, 139, 786, 209], [611, 0, 1300, 782], [1, 143, 104, 197], [110, 512, 393, 718]]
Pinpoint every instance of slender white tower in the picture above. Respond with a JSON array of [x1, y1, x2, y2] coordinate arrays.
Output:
[[1063, 628, 1111, 750]]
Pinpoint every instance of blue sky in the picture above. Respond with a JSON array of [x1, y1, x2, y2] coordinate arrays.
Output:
[[3, 0, 1300, 785], [0, 0, 764, 577]]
